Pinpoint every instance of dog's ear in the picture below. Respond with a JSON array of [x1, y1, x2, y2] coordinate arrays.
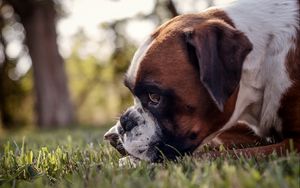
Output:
[[184, 21, 252, 111]]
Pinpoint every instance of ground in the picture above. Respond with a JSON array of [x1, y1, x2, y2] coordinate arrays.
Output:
[[0, 126, 299, 188]]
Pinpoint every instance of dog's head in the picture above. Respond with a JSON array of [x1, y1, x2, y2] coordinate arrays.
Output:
[[104, 11, 252, 162]]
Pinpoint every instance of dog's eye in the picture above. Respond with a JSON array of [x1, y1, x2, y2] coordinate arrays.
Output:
[[148, 93, 161, 105]]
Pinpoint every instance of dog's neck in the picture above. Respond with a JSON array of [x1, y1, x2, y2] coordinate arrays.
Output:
[[223, 0, 299, 72], [217, 0, 299, 137]]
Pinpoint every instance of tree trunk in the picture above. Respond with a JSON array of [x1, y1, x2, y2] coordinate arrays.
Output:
[[0, 17, 14, 128], [0, 18, 7, 128], [166, 0, 178, 18], [0, 61, 13, 128], [22, 2, 74, 128]]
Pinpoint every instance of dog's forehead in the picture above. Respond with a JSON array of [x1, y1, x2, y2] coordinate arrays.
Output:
[[125, 40, 185, 93], [126, 37, 155, 88], [124, 13, 220, 89], [125, 15, 201, 88]]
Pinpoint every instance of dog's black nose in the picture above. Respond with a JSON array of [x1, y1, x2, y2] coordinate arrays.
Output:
[[120, 114, 138, 132]]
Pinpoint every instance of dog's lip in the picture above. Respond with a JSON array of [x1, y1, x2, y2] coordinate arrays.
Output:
[[104, 124, 128, 156], [105, 133, 128, 156], [115, 142, 128, 156], [104, 132, 119, 142]]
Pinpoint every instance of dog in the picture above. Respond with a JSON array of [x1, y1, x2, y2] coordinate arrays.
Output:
[[104, 0, 300, 162]]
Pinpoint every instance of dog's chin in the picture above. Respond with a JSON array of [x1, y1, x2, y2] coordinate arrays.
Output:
[[107, 129, 194, 162], [130, 145, 161, 162], [119, 135, 161, 162], [120, 142, 176, 162], [119, 138, 194, 162]]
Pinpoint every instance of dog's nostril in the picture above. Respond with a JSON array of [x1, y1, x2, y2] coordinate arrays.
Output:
[[123, 121, 137, 132], [120, 115, 137, 132], [120, 115, 129, 127]]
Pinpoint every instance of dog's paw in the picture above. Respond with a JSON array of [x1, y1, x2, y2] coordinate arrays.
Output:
[[118, 156, 141, 168]]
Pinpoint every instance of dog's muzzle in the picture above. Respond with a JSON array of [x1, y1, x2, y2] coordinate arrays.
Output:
[[104, 110, 143, 156], [104, 106, 163, 162]]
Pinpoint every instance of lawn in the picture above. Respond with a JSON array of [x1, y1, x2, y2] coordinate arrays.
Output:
[[0, 126, 299, 188]]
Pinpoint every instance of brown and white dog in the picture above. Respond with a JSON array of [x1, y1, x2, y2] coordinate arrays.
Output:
[[104, 0, 300, 162]]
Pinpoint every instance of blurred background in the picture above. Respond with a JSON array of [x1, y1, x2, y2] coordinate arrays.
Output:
[[0, 0, 231, 131]]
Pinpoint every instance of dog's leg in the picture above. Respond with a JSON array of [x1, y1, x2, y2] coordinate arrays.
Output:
[[203, 123, 265, 150], [195, 138, 300, 159], [232, 139, 299, 157]]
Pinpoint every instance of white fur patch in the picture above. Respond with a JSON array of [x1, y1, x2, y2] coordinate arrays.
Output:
[[126, 38, 154, 84], [220, 0, 299, 136]]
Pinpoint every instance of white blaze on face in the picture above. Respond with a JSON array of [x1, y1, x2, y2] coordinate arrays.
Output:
[[126, 37, 154, 84], [105, 37, 161, 161]]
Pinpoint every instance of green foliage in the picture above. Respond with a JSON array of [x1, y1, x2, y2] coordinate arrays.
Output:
[[0, 62, 34, 128], [0, 127, 299, 188], [66, 31, 135, 125]]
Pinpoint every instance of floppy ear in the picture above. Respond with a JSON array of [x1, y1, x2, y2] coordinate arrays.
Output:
[[184, 22, 252, 111]]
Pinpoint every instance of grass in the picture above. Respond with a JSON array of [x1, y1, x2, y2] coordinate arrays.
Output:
[[0, 126, 299, 188]]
